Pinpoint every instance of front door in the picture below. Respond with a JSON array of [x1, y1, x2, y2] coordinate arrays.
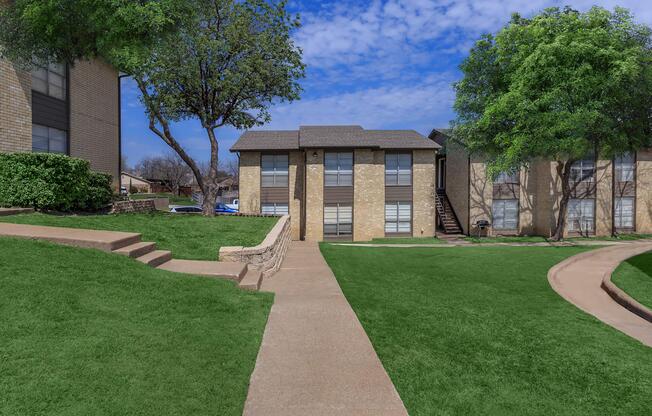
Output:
[[437, 158, 446, 190]]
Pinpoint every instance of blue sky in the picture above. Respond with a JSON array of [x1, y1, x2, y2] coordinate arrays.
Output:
[[120, 0, 652, 168]]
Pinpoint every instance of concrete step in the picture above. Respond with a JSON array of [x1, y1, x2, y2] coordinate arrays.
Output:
[[137, 250, 173, 267], [157, 259, 248, 281], [239, 269, 263, 291], [113, 241, 156, 258]]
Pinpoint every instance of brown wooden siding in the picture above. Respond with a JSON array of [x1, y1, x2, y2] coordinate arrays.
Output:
[[385, 185, 412, 201], [261, 187, 289, 203], [32, 91, 68, 131], [492, 183, 519, 200], [324, 186, 354, 204]]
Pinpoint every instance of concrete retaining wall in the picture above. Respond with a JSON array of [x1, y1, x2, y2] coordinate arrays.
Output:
[[111, 199, 157, 214], [219, 215, 291, 278]]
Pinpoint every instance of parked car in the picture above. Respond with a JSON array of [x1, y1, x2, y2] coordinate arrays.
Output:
[[226, 199, 239, 211], [169, 206, 202, 214], [215, 203, 238, 213]]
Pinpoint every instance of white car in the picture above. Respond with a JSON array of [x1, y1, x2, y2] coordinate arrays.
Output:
[[169, 206, 202, 214], [226, 199, 239, 211]]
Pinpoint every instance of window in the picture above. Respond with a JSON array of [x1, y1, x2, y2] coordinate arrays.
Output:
[[261, 154, 289, 187], [492, 199, 518, 230], [385, 153, 412, 185], [324, 204, 352, 237], [568, 199, 595, 232], [570, 158, 595, 183], [261, 203, 289, 215], [32, 62, 66, 100], [495, 171, 519, 184], [324, 152, 353, 186], [385, 202, 411, 233], [32, 124, 67, 154], [615, 197, 634, 229], [615, 152, 635, 182]]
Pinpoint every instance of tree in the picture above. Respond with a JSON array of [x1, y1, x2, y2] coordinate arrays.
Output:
[[453, 6, 652, 240], [1, 0, 305, 215], [134, 153, 192, 196]]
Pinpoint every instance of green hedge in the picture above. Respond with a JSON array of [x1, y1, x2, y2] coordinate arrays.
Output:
[[0, 153, 113, 211]]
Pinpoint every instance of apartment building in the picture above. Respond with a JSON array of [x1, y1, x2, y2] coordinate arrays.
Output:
[[1, 57, 121, 187], [231, 125, 439, 241], [431, 129, 652, 237]]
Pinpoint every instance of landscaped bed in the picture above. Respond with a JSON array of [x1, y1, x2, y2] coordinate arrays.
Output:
[[612, 250, 652, 311], [320, 244, 652, 416], [0, 212, 277, 260], [0, 237, 273, 415]]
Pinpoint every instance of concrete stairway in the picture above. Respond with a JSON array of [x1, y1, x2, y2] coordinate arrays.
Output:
[[435, 189, 463, 234], [0, 222, 263, 290]]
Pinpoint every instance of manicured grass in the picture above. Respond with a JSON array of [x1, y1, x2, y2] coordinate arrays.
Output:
[[0, 212, 277, 260], [0, 237, 273, 415], [612, 250, 652, 310], [320, 244, 652, 416], [568, 233, 652, 242], [464, 235, 549, 244], [350, 237, 445, 245], [131, 193, 195, 205]]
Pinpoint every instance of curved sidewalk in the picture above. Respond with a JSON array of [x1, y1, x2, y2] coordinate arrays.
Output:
[[243, 241, 407, 416], [548, 241, 652, 347]]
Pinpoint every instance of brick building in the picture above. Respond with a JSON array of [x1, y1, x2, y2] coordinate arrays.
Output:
[[231, 125, 439, 242]]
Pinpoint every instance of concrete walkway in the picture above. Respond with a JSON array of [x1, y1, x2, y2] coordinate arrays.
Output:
[[548, 241, 652, 347], [243, 241, 408, 416]]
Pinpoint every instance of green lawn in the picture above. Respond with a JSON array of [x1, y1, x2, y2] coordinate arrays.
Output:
[[351, 237, 445, 245], [131, 193, 195, 205], [0, 212, 277, 260], [320, 244, 652, 416], [612, 250, 652, 310], [464, 235, 549, 244], [0, 237, 273, 415]]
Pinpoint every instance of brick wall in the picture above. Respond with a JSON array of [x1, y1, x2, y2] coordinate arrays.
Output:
[[288, 150, 304, 240], [69, 59, 120, 186], [637, 149, 652, 233], [238, 152, 261, 214], [304, 149, 324, 241], [0, 60, 32, 153], [444, 141, 470, 234], [595, 159, 613, 236], [111, 199, 156, 214], [353, 149, 384, 241], [412, 149, 436, 238]]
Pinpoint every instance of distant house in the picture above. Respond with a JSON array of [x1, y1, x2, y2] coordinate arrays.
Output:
[[217, 177, 239, 204], [121, 172, 152, 193]]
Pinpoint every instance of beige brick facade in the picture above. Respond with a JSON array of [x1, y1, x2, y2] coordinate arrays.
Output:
[[289, 150, 304, 240], [637, 149, 652, 233], [0, 60, 32, 153], [353, 149, 385, 241], [468, 159, 492, 235], [412, 149, 436, 237], [69, 59, 120, 183], [304, 149, 324, 241], [443, 141, 470, 233], [238, 152, 261, 214]]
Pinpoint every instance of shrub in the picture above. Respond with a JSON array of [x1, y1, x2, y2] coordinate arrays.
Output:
[[0, 153, 113, 211]]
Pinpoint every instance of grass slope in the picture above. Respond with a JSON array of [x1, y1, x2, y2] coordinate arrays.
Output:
[[0, 212, 277, 260], [0, 237, 273, 415], [612, 250, 652, 310], [320, 244, 652, 416]]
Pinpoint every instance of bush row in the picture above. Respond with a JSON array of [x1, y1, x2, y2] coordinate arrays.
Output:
[[0, 153, 113, 211]]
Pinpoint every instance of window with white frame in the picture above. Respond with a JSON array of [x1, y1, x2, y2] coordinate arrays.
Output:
[[261, 203, 289, 216], [261, 154, 289, 187], [567, 199, 595, 232], [614, 197, 634, 229], [324, 204, 352, 237], [615, 152, 635, 182], [31, 63, 66, 100], [385, 153, 412, 185], [570, 157, 595, 183], [324, 152, 353, 186], [495, 171, 519, 184], [492, 199, 518, 230], [385, 201, 411, 233], [32, 124, 67, 154]]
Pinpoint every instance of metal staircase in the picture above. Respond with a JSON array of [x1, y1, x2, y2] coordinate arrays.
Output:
[[435, 189, 463, 234]]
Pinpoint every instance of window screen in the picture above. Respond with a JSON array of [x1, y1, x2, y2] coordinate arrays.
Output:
[[570, 158, 595, 183], [495, 171, 519, 184], [324, 152, 353, 186], [615, 152, 635, 182], [385, 202, 411, 233], [568, 199, 595, 232], [32, 63, 66, 100], [261, 154, 289, 187], [32, 124, 67, 154], [261, 203, 289, 215], [492, 199, 518, 229], [385, 153, 412, 185], [614, 197, 634, 229], [324, 204, 353, 236]]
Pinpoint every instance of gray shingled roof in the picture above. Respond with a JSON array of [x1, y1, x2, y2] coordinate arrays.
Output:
[[230, 125, 439, 152]]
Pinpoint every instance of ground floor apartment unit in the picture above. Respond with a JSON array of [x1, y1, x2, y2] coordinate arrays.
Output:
[[0, 57, 121, 188], [231, 125, 439, 242], [431, 130, 652, 238]]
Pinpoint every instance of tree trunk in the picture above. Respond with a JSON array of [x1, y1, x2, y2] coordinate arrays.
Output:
[[199, 127, 221, 217], [201, 182, 218, 216], [552, 160, 574, 241]]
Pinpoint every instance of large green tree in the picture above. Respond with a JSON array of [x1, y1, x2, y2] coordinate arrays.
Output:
[[1, 0, 304, 215], [453, 7, 652, 240]]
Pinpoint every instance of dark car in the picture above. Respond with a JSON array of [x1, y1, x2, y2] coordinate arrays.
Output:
[[215, 203, 238, 213]]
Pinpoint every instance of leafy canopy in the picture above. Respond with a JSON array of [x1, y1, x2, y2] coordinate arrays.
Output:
[[453, 6, 652, 177]]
